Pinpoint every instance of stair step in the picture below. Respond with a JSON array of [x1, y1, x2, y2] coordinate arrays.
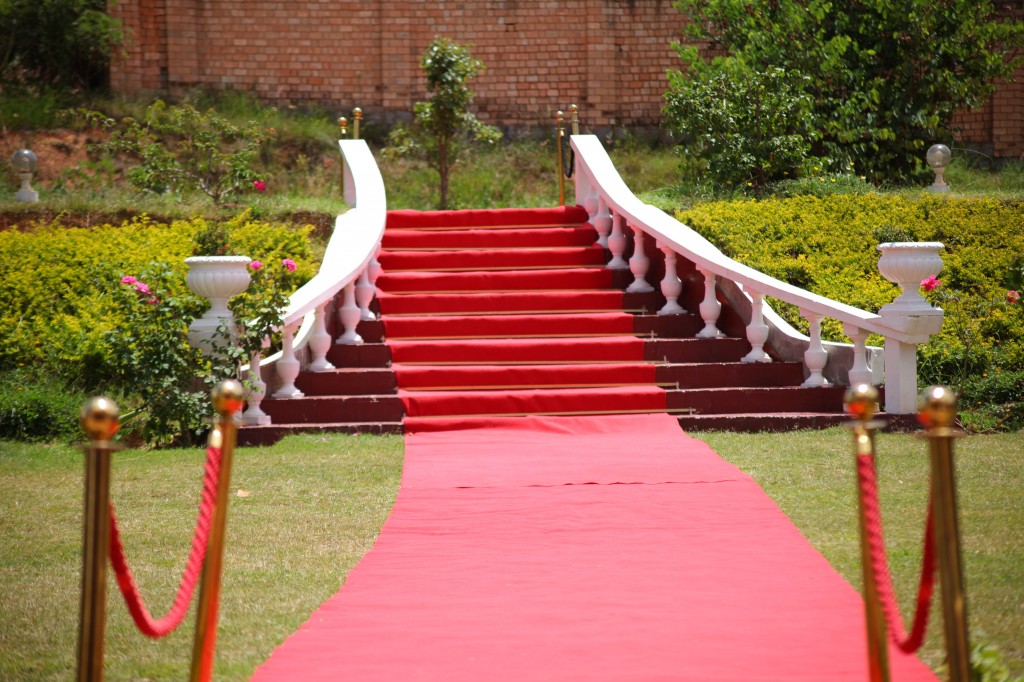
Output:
[[655, 361, 806, 388], [378, 245, 606, 271], [377, 290, 626, 316], [237, 422, 404, 446], [392, 362, 656, 390], [377, 268, 615, 294], [296, 368, 397, 396], [261, 395, 404, 424], [399, 385, 667, 418], [387, 336, 648, 365], [665, 386, 848, 415], [382, 226, 598, 250], [386, 205, 590, 230], [382, 312, 637, 340], [326, 343, 392, 368], [676, 413, 851, 433], [644, 338, 751, 363]]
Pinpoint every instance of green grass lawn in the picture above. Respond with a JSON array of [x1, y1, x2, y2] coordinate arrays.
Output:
[[2, 427, 1020, 679]]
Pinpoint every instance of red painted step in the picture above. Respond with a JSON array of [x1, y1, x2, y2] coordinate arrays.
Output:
[[377, 267, 615, 294], [386, 336, 648, 365], [381, 226, 598, 250], [378, 245, 607, 272], [382, 312, 636, 339], [398, 385, 667, 418], [377, 290, 628, 316], [392, 362, 657, 390]]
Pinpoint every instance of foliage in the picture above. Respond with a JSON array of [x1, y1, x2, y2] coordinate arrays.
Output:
[[77, 100, 272, 203], [0, 214, 315, 444], [671, 0, 1024, 183], [675, 194, 1024, 428], [191, 220, 236, 256], [230, 256, 298, 360], [0, 368, 85, 441], [383, 38, 502, 209], [663, 63, 814, 189], [0, 0, 122, 90]]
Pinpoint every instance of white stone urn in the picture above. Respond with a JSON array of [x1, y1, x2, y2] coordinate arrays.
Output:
[[185, 256, 252, 355], [876, 242, 945, 315]]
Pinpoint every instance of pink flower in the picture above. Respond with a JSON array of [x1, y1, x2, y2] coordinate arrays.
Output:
[[121, 276, 137, 285], [920, 275, 941, 292], [249, 260, 263, 270], [134, 282, 151, 295], [146, 296, 158, 305], [282, 258, 297, 272], [1008, 290, 1021, 304], [253, 179, 266, 192]]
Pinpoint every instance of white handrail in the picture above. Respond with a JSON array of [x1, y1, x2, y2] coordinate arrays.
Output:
[[571, 134, 944, 413]]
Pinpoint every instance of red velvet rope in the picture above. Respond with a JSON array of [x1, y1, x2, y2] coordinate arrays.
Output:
[[107, 445, 222, 639], [856, 453, 937, 653]]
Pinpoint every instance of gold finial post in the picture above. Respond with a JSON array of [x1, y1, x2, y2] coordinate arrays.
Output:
[[352, 107, 363, 140], [337, 116, 348, 139], [555, 110, 565, 207], [77, 397, 120, 682], [570, 103, 579, 136], [844, 384, 891, 682], [190, 380, 244, 682], [919, 386, 971, 682]]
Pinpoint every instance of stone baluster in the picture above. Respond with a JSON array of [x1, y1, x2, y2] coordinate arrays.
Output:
[[742, 290, 771, 363], [307, 303, 335, 372], [272, 323, 304, 398], [582, 169, 599, 223], [843, 324, 874, 387], [593, 197, 612, 248], [335, 282, 363, 345], [658, 244, 685, 315], [241, 351, 271, 425], [695, 267, 724, 338], [626, 225, 654, 293], [800, 310, 829, 386], [607, 211, 629, 270], [355, 265, 376, 321]]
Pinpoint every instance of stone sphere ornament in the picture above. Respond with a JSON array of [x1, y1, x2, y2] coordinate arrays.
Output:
[[11, 148, 39, 202], [926, 144, 952, 193]]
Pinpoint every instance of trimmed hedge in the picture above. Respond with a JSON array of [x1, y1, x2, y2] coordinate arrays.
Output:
[[0, 213, 316, 441], [676, 194, 1024, 428]]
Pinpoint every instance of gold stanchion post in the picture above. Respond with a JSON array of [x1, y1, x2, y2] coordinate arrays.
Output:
[[338, 116, 348, 197], [190, 380, 244, 682], [919, 386, 971, 682], [77, 397, 120, 682], [844, 384, 891, 682], [352, 107, 362, 140], [555, 110, 565, 206], [570, 103, 579, 136]]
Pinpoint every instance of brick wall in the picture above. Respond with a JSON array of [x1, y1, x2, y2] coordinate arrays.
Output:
[[109, 0, 1023, 158]]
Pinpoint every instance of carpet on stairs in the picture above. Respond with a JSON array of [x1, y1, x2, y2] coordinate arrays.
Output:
[[250, 414, 938, 681]]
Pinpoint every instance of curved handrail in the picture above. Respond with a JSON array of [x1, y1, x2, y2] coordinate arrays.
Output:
[[571, 135, 934, 344]]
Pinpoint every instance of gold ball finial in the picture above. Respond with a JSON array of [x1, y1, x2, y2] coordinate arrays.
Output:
[[569, 104, 578, 114], [844, 383, 879, 422], [80, 397, 120, 441], [918, 385, 957, 429], [212, 379, 245, 418], [353, 107, 362, 118]]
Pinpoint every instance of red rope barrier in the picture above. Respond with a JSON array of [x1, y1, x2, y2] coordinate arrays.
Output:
[[107, 445, 222, 639], [856, 453, 937, 653]]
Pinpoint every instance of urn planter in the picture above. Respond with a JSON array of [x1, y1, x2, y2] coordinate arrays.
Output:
[[876, 242, 944, 315], [185, 256, 252, 355]]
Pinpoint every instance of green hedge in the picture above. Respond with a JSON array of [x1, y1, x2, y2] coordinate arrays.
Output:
[[0, 213, 316, 441], [676, 194, 1024, 428]]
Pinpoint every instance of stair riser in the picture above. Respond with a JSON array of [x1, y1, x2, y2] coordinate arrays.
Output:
[[297, 369, 398, 396], [377, 291, 626, 316], [261, 396, 405, 423], [666, 387, 847, 415], [379, 247, 606, 271], [644, 338, 750, 363], [383, 313, 637, 339], [382, 226, 599, 250], [656, 362, 805, 389], [326, 344, 392, 368], [237, 423, 404, 446], [378, 268, 614, 293]]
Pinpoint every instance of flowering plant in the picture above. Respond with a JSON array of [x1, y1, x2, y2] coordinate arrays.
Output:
[[227, 257, 299, 359], [190, 221, 236, 256]]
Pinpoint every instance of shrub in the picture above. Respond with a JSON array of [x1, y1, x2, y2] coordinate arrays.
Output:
[[0, 368, 86, 442], [672, 0, 1024, 183], [663, 63, 814, 190], [676, 195, 1024, 426]]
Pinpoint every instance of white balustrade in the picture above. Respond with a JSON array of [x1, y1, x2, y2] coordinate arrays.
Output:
[[607, 212, 629, 270], [335, 282, 364, 345], [658, 243, 685, 315], [843, 324, 874, 387], [696, 268, 724, 339], [742, 291, 771, 363], [800, 310, 828, 386], [241, 352, 271, 426], [593, 198, 612, 248], [356, 266, 376, 321], [307, 303, 336, 372], [272, 323, 304, 398], [626, 225, 654, 293]]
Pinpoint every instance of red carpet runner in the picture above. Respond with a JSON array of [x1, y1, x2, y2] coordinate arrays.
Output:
[[251, 414, 937, 681]]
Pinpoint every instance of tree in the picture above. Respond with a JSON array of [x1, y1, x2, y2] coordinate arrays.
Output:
[[385, 38, 501, 209], [670, 0, 1024, 182]]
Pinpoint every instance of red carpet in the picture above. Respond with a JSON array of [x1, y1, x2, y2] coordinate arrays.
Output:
[[251, 414, 938, 681]]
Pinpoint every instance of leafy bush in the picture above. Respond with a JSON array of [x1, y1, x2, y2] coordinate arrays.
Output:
[[0, 368, 86, 442], [0, 213, 316, 444], [78, 100, 272, 203], [664, 63, 814, 189], [671, 0, 1024, 183], [676, 194, 1024, 427]]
